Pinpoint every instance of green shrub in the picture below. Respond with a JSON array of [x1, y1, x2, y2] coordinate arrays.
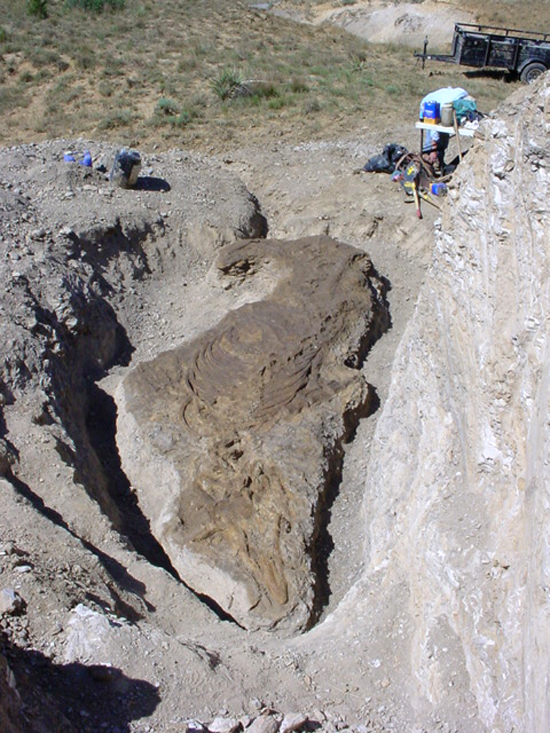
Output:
[[304, 98, 321, 115], [156, 97, 179, 116], [178, 56, 198, 73], [0, 27, 7, 43], [66, 0, 125, 13], [74, 49, 96, 70], [149, 99, 200, 128], [97, 109, 132, 129], [0, 87, 30, 115], [348, 52, 367, 72], [267, 96, 288, 110], [251, 81, 278, 100], [98, 80, 113, 97], [210, 67, 243, 101], [34, 68, 53, 82], [290, 78, 309, 94], [158, 79, 177, 96], [169, 109, 195, 127], [27, 0, 48, 19], [100, 59, 125, 77]]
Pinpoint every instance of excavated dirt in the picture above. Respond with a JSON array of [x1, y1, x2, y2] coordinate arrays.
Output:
[[0, 124, 438, 733], [273, 0, 474, 48]]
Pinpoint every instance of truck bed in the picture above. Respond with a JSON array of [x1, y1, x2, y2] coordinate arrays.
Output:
[[415, 23, 550, 81], [454, 24, 550, 70]]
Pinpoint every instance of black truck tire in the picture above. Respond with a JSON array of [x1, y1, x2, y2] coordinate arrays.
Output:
[[520, 61, 547, 83]]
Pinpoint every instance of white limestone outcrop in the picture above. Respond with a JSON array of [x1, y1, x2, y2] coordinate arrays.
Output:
[[310, 75, 550, 732]]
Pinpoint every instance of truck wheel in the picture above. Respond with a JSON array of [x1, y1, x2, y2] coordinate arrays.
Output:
[[520, 62, 546, 84]]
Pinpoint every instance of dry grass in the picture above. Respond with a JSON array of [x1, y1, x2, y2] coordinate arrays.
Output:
[[0, 0, 531, 153], [460, 0, 550, 30]]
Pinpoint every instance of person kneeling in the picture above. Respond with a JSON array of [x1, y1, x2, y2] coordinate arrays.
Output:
[[421, 128, 449, 177]]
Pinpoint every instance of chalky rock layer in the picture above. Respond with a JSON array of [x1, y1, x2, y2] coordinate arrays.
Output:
[[116, 235, 387, 632], [312, 77, 550, 730]]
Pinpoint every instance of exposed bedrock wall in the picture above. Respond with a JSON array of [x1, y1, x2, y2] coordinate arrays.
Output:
[[311, 78, 550, 730]]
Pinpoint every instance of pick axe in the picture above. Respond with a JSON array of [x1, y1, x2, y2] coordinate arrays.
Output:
[[412, 180, 422, 219]]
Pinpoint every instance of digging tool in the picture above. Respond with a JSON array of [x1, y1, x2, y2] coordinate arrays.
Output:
[[418, 188, 441, 209], [453, 109, 463, 162], [412, 181, 422, 219]]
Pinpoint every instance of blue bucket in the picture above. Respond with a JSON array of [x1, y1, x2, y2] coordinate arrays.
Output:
[[423, 100, 440, 124]]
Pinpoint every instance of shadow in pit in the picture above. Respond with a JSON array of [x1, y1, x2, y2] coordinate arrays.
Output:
[[307, 267, 389, 627], [1, 632, 160, 733], [307, 388, 381, 629], [86, 383, 176, 576], [85, 384, 246, 628]]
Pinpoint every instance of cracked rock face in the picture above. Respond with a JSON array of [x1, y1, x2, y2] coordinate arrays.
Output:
[[116, 235, 388, 632], [312, 76, 550, 730]]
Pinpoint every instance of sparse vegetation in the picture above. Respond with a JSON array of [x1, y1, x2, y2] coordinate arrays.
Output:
[[0, 0, 539, 151], [74, 47, 96, 70], [97, 109, 132, 129], [66, 0, 125, 12], [290, 78, 309, 94]]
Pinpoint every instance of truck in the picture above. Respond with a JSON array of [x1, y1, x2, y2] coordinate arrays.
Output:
[[414, 23, 550, 83]]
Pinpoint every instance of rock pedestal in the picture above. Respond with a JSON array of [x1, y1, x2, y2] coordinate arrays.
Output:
[[116, 235, 388, 632]]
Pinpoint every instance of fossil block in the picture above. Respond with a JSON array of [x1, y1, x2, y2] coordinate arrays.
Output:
[[116, 235, 387, 632]]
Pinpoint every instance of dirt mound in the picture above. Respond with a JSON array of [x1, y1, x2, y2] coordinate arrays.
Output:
[[274, 0, 473, 48]]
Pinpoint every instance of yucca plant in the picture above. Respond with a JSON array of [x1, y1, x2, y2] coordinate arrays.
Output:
[[210, 68, 243, 101]]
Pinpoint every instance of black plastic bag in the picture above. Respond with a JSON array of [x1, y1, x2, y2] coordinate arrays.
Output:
[[363, 143, 408, 173]]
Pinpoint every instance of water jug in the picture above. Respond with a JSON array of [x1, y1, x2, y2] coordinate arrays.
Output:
[[80, 150, 92, 167], [423, 100, 440, 124]]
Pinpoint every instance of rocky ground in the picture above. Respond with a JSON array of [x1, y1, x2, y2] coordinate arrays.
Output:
[[2, 0, 550, 726], [0, 114, 447, 733], [5, 1, 527, 728]]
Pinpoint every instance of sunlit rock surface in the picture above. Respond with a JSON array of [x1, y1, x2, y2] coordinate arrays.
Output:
[[312, 76, 550, 731]]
